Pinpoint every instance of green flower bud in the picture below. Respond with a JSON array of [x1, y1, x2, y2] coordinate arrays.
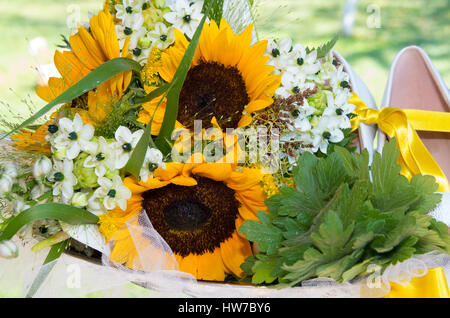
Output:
[[307, 90, 328, 116], [143, 8, 164, 30], [138, 36, 152, 49], [73, 153, 98, 188], [53, 148, 66, 161], [151, 0, 166, 9], [104, 169, 120, 180], [71, 192, 89, 208]]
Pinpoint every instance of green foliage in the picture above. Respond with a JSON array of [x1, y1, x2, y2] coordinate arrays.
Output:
[[95, 88, 147, 138], [306, 34, 339, 59], [239, 139, 450, 286]]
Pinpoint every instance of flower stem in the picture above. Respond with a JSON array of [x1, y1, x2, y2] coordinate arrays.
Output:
[[31, 231, 70, 252]]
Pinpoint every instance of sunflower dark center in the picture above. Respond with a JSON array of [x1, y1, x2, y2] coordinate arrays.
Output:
[[164, 200, 211, 231], [178, 61, 250, 130], [142, 176, 240, 256]]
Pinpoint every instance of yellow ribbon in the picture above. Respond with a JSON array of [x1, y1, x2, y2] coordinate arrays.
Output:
[[350, 94, 450, 297], [385, 267, 449, 298], [350, 93, 450, 192]]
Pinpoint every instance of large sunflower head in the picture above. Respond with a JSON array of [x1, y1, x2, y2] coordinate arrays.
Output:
[[138, 18, 281, 135], [99, 159, 266, 281]]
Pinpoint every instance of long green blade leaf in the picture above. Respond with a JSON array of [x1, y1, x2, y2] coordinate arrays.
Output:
[[25, 239, 69, 298], [203, 0, 225, 25], [154, 4, 213, 154], [0, 203, 98, 241], [2, 57, 142, 139], [124, 88, 169, 177]]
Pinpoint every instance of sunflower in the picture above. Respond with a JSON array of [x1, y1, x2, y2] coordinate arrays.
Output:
[[99, 159, 266, 281], [12, 10, 131, 152], [138, 18, 281, 135]]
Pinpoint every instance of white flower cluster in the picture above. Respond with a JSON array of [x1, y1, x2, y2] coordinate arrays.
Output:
[[265, 38, 356, 159], [113, 0, 204, 64], [44, 114, 164, 214]]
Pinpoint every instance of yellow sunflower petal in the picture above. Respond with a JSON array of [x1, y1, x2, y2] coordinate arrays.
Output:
[[220, 227, 253, 277], [191, 163, 233, 181], [196, 248, 226, 281]]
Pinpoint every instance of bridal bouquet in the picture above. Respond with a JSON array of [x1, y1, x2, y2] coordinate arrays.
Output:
[[0, 0, 448, 297]]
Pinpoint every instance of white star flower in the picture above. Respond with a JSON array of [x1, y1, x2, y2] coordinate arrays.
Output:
[[83, 137, 116, 178], [330, 65, 351, 92], [140, 147, 165, 182], [116, 23, 147, 50], [164, 0, 204, 38], [115, 0, 146, 25], [311, 116, 345, 154], [49, 159, 77, 204], [51, 114, 94, 160], [94, 175, 132, 211], [147, 22, 175, 50], [291, 44, 321, 77], [114, 126, 145, 169], [266, 38, 295, 75]]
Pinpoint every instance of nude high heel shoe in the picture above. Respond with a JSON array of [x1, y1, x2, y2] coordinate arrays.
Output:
[[377, 46, 450, 226]]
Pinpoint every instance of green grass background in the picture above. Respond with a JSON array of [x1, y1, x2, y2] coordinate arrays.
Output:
[[0, 0, 449, 131]]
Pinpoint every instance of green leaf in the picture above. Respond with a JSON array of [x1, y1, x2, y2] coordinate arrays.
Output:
[[310, 210, 354, 257], [315, 249, 364, 282], [251, 255, 278, 284], [241, 138, 450, 286], [334, 146, 370, 182], [0, 203, 98, 241], [371, 216, 417, 253], [202, 0, 225, 26], [25, 239, 69, 298], [306, 34, 339, 59], [370, 139, 419, 212], [1, 58, 142, 139], [409, 175, 441, 213], [239, 211, 283, 255], [123, 85, 169, 178]]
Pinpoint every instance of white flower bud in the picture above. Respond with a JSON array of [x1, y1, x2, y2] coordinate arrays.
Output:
[[71, 192, 89, 208], [0, 175, 13, 195], [14, 200, 31, 213], [3, 163, 18, 179], [33, 156, 53, 180], [0, 240, 19, 259]]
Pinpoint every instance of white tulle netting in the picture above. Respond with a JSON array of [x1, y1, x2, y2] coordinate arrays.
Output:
[[0, 208, 449, 298]]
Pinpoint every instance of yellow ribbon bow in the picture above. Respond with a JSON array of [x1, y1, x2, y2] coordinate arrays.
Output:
[[350, 93, 450, 192], [349, 94, 450, 298]]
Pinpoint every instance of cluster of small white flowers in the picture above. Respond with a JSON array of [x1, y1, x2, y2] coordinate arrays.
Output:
[[113, 0, 204, 64], [265, 38, 356, 160], [45, 114, 164, 214]]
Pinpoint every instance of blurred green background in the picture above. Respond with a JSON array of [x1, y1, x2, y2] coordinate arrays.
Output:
[[0, 0, 449, 131]]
